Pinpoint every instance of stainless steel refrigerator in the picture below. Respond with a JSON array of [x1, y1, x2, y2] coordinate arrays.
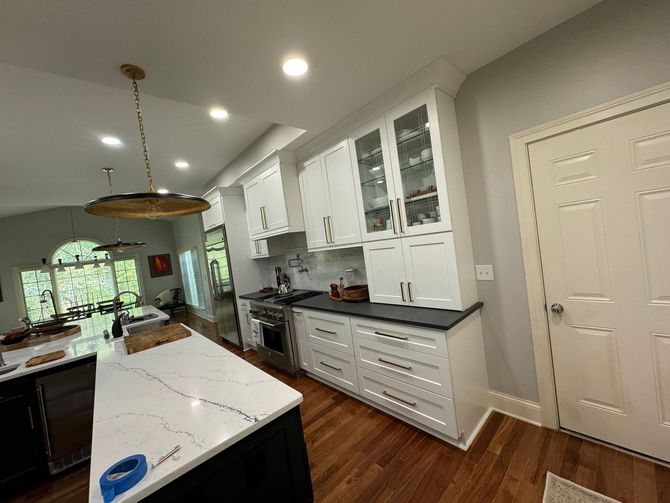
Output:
[[205, 226, 242, 347]]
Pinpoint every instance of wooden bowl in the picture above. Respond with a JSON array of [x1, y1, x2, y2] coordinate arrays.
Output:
[[341, 285, 369, 302]]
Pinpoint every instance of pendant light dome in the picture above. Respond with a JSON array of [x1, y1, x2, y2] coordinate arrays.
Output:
[[84, 64, 210, 219], [92, 167, 146, 253]]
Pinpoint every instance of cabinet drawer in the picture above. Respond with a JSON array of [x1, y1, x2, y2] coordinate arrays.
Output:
[[358, 368, 457, 438], [309, 342, 359, 393], [351, 317, 447, 358], [355, 338, 453, 398], [305, 310, 354, 355]]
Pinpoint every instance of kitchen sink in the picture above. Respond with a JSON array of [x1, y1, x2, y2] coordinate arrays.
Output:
[[0, 363, 20, 375], [127, 313, 159, 324]]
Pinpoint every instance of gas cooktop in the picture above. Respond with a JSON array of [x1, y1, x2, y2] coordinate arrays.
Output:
[[254, 290, 323, 306]]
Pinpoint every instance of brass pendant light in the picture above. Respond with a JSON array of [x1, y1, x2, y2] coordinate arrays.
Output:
[[84, 64, 210, 219], [92, 167, 146, 253]]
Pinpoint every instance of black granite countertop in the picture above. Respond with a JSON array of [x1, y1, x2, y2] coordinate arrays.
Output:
[[291, 293, 483, 331]]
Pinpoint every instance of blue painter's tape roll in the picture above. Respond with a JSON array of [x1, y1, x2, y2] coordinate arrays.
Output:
[[99, 454, 148, 503]]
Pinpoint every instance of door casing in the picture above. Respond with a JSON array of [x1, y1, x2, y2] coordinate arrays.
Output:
[[509, 81, 670, 429]]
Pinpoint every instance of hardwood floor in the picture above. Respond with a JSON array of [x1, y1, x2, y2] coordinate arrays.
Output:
[[9, 312, 670, 502]]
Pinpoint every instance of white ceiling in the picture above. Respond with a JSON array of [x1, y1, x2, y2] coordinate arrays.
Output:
[[0, 0, 601, 217]]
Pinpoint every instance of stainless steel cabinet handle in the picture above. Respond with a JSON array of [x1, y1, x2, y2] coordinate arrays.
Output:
[[373, 331, 409, 341], [258, 320, 283, 328], [36, 384, 52, 457], [27, 405, 34, 430], [396, 198, 404, 233], [245, 313, 250, 325], [407, 282, 414, 302], [378, 358, 412, 371], [382, 390, 416, 406], [327, 216, 335, 244], [389, 200, 397, 234], [323, 217, 330, 244], [264, 206, 270, 229], [320, 361, 342, 372], [315, 327, 337, 335], [400, 281, 406, 302], [550, 303, 564, 314], [259, 207, 266, 230]]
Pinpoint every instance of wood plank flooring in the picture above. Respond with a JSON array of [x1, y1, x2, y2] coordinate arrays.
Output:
[[9, 312, 670, 502]]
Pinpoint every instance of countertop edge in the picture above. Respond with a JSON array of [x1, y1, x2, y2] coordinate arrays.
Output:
[[291, 298, 484, 331]]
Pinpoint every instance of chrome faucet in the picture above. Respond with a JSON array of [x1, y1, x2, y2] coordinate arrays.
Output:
[[111, 291, 143, 338]]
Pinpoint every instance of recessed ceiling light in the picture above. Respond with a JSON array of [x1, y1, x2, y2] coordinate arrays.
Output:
[[175, 161, 189, 169], [376, 180, 384, 184], [157, 188, 169, 194], [100, 136, 122, 146], [282, 57, 309, 77], [370, 166, 382, 172], [209, 107, 229, 120]]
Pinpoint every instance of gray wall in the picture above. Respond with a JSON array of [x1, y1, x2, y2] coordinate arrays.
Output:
[[455, 0, 670, 401], [0, 206, 181, 331], [171, 214, 214, 321]]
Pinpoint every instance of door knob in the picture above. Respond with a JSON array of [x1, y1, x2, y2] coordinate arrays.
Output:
[[550, 303, 564, 314]]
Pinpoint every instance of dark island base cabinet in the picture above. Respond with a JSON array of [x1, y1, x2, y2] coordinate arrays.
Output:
[[0, 377, 46, 495], [144, 407, 314, 503]]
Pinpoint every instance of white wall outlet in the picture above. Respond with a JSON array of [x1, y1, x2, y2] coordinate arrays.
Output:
[[475, 264, 494, 281]]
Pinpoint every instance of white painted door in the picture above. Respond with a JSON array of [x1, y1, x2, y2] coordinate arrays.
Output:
[[322, 140, 362, 246], [244, 176, 266, 237], [363, 239, 408, 305], [261, 163, 289, 231], [299, 155, 331, 250], [529, 102, 670, 462], [401, 233, 462, 310]]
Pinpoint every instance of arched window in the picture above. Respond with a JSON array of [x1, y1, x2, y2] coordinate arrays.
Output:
[[50, 239, 103, 264], [17, 239, 143, 323]]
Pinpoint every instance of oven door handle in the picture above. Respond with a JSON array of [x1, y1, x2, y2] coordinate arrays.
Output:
[[256, 319, 284, 328]]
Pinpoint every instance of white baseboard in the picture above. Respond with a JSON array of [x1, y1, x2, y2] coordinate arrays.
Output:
[[489, 390, 542, 426]]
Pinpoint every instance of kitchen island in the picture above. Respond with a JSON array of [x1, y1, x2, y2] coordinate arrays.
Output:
[[90, 327, 310, 502], [0, 307, 312, 502]]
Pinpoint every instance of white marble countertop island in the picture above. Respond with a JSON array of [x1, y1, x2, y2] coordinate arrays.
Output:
[[0, 306, 170, 384], [88, 326, 303, 503]]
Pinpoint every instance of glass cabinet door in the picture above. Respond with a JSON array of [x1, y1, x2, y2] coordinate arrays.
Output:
[[352, 123, 398, 240], [388, 102, 450, 234]]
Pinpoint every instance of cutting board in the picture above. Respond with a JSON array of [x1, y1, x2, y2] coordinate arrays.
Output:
[[124, 323, 191, 355], [25, 350, 66, 367]]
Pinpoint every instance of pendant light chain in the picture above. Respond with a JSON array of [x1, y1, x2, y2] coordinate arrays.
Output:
[[131, 77, 155, 192]]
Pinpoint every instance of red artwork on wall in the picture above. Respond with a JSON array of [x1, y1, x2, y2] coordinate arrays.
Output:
[[148, 254, 173, 278]]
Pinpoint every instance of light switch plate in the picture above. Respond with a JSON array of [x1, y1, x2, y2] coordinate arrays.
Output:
[[475, 265, 494, 281]]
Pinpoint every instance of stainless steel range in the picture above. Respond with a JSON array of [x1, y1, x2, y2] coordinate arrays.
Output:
[[250, 290, 322, 374]]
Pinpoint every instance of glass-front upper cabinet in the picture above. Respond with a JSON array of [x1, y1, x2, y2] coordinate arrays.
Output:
[[350, 118, 399, 241], [386, 93, 452, 236]]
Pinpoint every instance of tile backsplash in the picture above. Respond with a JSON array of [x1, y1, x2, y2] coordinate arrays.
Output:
[[262, 246, 367, 292]]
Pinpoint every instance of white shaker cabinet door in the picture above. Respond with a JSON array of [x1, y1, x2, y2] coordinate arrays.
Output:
[[244, 176, 266, 237], [299, 155, 331, 250], [322, 140, 361, 246], [401, 232, 462, 310], [363, 239, 408, 306], [261, 163, 289, 231]]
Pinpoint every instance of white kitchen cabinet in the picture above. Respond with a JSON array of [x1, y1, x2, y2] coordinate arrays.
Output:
[[350, 117, 399, 242], [292, 309, 312, 371], [249, 239, 269, 259], [304, 310, 354, 355], [238, 300, 254, 348], [201, 191, 224, 231], [351, 89, 456, 241], [299, 155, 330, 249], [364, 232, 468, 310], [362, 239, 407, 306], [243, 153, 304, 240], [298, 140, 361, 251]]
